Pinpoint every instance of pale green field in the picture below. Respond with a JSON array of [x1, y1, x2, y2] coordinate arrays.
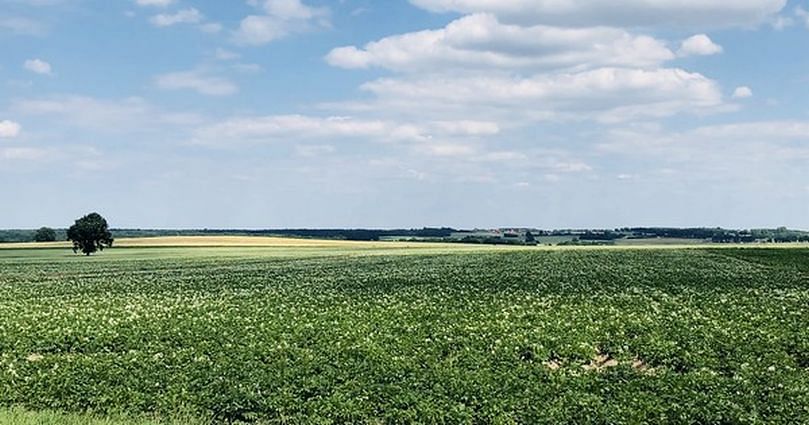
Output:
[[0, 239, 523, 265], [0, 236, 487, 250]]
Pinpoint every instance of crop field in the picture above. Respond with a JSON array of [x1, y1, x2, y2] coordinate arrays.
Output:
[[0, 242, 807, 424], [0, 236, 483, 250]]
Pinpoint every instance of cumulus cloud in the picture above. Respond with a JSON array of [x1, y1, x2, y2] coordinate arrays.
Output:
[[327, 14, 674, 72], [147, 7, 221, 33], [23, 58, 52, 75], [678, 34, 723, 57], [233, 16, 288, 44], [234, 0, 329, 45], [408, 0, 787, 28], [214, 48, 241, 61], [192, 115, 499, 148], [196, 115, 391, 143], [257, 0, 324, 19], [431, 120, 500, 136], [135, 0, 174, 7], [325, 4, 737, 129], [355, 67, 724, 123], [732, 86, 753, 99], [150, 8, 203, 27], [0, 120, 22, 139], [154, 70, 238, 96], [12, 96, 203, 133], [690, 121, 809, 140], [599, 120, 809, 166]]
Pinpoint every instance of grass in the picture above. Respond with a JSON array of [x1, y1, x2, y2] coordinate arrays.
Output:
[[0, 239, 807, 423], [0, 407, 202, 425]]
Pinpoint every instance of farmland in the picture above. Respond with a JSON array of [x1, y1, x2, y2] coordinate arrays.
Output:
[[0, 241, 807, 423]]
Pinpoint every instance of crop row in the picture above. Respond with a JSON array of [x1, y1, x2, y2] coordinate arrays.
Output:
[[0, 248, 807, 423]]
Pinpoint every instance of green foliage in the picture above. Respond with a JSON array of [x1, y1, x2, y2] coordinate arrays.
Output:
[[66, 213, 113, 255], [0, 230, 42, 243], [34, 227, 57, 243], [0, 407, 202, 425], [0, 248, 807, 423]]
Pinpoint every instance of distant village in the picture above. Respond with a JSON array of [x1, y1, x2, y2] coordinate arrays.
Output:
[[443, 227, 809, 246]]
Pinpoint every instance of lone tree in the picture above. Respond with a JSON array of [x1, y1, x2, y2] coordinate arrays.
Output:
[[67, 213, 113, 255], [34, 227, 57, 242]]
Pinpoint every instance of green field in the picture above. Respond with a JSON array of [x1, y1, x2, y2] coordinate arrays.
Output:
[[1, 243, 808, 424]]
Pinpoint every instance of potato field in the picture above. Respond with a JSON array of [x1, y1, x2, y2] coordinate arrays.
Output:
[[0, 246, 807, 424]]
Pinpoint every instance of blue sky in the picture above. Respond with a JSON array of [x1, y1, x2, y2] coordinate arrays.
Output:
[[1, 0, 808, 229]]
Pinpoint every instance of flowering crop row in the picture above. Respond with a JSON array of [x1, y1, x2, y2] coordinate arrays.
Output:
[[0, 248, 807, 423]]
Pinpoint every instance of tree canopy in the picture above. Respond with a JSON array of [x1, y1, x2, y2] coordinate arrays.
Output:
[[34, 227, 57, 242], [67, 213, 113, 255]]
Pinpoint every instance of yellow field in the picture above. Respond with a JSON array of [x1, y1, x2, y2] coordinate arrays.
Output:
[[0, 236, 475, 250]]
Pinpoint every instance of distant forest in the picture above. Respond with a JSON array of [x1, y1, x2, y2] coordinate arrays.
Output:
[[2, 227, 808, 244], [0, 228, 455, 243]]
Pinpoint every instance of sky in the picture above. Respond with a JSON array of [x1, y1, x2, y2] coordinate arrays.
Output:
[[1, 0, 808, 229]]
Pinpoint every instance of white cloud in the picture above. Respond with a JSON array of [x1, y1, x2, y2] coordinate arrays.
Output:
[[234, 0, 329, 45], [327, 14, 674, 72], [154, 71, 238, 96], [547, 159, 592, 173], [417, 143, 478, 157], [356, 67, 724, 123], [325, 6, 735, 131], [431, 120, 500, 136], [771, 15, 794, 30], [147, 8, 221, 33], [23, 58, 52, 75], [690, 121, 809, 140], [192, 114, 499, 147], [12, 96, 203, 133], [135, 0, 175, 7], [233, 16, 288, 44], [593, 122, 809, 204], [214, 48, 241, 61], [408, 0, 787, 28], [258, 0, 323, 20], [678, 34, 723, 57], [150, 8, 203, 27], [194, 115, 409, 146], [733, 86, 753, 99], [599, 120, 809, 163], [0, 120, 22, 139]]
